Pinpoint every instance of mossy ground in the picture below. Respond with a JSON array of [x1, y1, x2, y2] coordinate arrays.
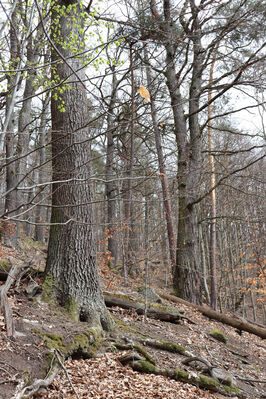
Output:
[[210, 329, 227, 344], [114, 343, 155, 364]]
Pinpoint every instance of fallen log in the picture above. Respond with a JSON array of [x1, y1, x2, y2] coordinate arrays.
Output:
[[158, 291, 266, 340], [103, 292, 195, 324]]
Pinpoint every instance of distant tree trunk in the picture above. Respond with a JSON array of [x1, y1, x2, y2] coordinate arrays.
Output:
[[145, 58, 176, 274], [105, 68, 118, 268], [159, 0, 203, 304], [45, 0, 112, 329], [208, 53, 218, 310], [35, 93, 49, 242], [2, 4, 20, 247], [165, 42, 202, 304], [16, 32, 38, 238], [123, 42, 135, 276]]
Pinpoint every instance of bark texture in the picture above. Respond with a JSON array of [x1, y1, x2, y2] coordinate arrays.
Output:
[[45, 1, 111, 330], [149, 0, 203, 303]]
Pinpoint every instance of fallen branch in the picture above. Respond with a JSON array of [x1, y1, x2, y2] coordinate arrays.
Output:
[[104, 292, 195, 324], [236, 376, 266, 384], [11, 366, 59, 399], [158, 291, 266, 339], [55, 350, 80, 399]]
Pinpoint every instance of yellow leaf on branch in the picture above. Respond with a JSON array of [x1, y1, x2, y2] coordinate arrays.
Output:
[[139, 86, 151, 103]]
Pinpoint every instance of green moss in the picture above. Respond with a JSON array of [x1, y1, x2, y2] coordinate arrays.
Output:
[[222, 384, 241, 395], [42, 273, 57, 303], [198, 374, 220, 388], [41, 332, 67, 353], [134, 345, 155, 365], [224, 377, 232, 386], [114, 343, 155, 365], [137, 360, 160, 374], [104, 292, 135, 302], [64, 297, 79, 321], [37, 327, 102, 361], [174, 368, 189, 380], [0, 259, 10, 268], [113, 317, 147, 337], [210, 329, 227, 344], [156, 340, 186, 354], [67, 331, 98, 357]]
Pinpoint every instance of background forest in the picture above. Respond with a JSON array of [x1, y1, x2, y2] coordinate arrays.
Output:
[[0, 0, 265, 323]]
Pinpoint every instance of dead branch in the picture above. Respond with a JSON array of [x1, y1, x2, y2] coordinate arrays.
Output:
[[158, 291, 266, 339], [0, 259, 34, 338], [54, 350, 81, 399], [11, 366, 59, 399], [104, 292, 196, 324]]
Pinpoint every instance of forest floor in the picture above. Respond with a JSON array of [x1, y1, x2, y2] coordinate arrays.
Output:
[[0, 242, 265, 399]]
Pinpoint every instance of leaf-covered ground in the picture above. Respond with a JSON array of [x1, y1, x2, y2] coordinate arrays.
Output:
[[47, 354, 219, 399], [0, 243, 265, 399]]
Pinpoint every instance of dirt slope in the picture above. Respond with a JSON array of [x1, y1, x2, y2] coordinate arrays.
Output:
[[0, 244, 265, 399]]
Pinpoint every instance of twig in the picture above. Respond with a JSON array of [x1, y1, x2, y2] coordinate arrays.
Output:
[[0, 366, 13, 378], [54, 350, 81, 399], [236, 376, 266, 384]]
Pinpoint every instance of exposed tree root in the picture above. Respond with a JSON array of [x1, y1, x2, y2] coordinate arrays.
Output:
[[117, 351, 246, 398], [11, 366, 59, 399]]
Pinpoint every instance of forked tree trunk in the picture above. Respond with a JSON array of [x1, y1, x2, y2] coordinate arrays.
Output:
[[45, 0, 111, 330], [162, 0, 203, 304]]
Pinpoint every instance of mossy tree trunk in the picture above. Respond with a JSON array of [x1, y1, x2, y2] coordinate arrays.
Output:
[[45, 0, 112, 330]]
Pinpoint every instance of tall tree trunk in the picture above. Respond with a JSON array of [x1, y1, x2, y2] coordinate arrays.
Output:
[[2, 3, 20, 246], [35, 93, 49, 242], [105, 69, 118, 268], [16, 23, 41, 237], [45, 1, 112, 329], [123, 42, 135, 276], [208, 52, 218, 310], [150, 0, 203, 303], [145, 58, 176, 273]]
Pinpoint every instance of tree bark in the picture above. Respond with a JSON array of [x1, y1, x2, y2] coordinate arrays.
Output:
[[34, 93, 49, 242], [145, 56, 176, 273], [208, 52, 218, 310], [105, 69, 118, 268], [149, 0, 203, 304], [2, 3, 20, 246], [45, 0, 112, 330]]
